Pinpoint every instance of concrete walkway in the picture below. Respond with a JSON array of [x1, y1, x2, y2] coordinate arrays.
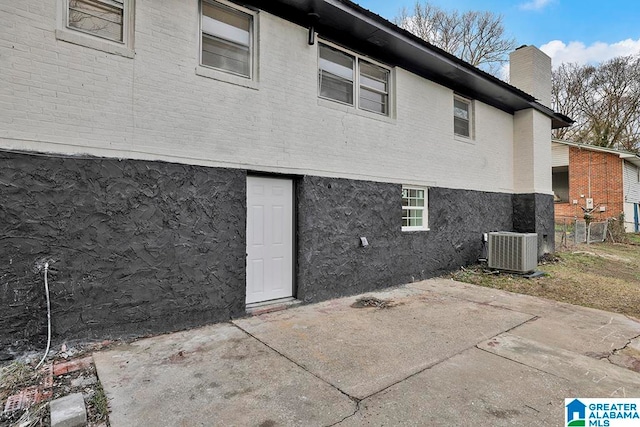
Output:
[[93, 279, 640, 426]]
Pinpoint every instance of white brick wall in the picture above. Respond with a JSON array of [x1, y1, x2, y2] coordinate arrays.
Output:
[[510, 46, 553, 195], [1, 0, 530, 193], [513, 110, 552, 194], [509, 46, 552, 108]]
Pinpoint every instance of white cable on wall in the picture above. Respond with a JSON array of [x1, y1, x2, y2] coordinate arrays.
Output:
[[35, 262, 51, 370]]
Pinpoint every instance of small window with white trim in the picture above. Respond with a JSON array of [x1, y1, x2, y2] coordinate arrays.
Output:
[[200, 0, 254, 79], [454, 96, 473, 139], [67, 0, 125, 42], [318, 42, 390, 116], [56, 0, 134, 57], [402, 186, 428, 231]]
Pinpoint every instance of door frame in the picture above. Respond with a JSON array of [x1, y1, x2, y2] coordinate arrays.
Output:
[[245, 172, 298, 304]]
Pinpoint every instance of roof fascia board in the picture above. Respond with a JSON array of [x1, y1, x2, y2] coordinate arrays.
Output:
[[329, 0, 573, 124], [237, 0, 570, 125], [325, 0, 467, 72], [553, 139, 640, 163], [324, 1, 534, 96]]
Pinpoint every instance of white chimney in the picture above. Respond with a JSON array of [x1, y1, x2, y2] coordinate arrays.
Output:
[[509, 45, 552, 108]]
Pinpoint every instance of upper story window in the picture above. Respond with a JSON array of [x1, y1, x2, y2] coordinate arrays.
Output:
[[454, 96, 473, 139], [319, 45, 354, 104], [402, 186, 428, 231], [67, 0, 125, 42], [201, 0, 254, 79], [318, 42, 390, 116], [56, 0, 134, 57], [359, 62, 390, 115]]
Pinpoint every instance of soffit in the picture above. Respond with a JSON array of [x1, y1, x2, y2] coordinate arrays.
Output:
[[236, 0, 572, 128]]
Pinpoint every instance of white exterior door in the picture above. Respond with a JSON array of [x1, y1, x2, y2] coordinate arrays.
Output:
[[246, 176, 294, 304]]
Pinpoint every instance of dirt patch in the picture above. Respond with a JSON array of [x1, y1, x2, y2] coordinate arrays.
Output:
[[450, 242, 640, 319]]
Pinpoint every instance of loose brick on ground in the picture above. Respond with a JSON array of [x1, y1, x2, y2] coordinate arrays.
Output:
[[53, 356, 93, 376], [3, 386, 52, 414]]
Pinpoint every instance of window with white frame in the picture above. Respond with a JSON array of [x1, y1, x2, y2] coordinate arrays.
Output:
[[200, 0, 254, 78], [454, 96, 473, 138], [402, 186, 428, 231], [66, 0, 126, 43], [318, 42, 390, 116], [359, 61, 389, 115], [57, 0, 134, 57]]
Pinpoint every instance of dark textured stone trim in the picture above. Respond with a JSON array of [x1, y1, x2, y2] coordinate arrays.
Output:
[[1, 151, 555, 354], [0, 151, 246, 354], [296, 176, 514, 303], [513, 193, 555, 256]]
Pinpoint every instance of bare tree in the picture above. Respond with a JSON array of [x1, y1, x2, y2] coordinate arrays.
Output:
[[551, 63, 589, 141], [394, 1, 516, 75], [552, 55, 640, 152]]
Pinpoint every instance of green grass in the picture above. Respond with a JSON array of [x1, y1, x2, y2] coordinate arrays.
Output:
[[89, 381, 109, 421], [627, 233, 640, 245], [555, 222, 575, 233]]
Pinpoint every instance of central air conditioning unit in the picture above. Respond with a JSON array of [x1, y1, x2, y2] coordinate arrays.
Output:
[[487, 232, 538, 273]]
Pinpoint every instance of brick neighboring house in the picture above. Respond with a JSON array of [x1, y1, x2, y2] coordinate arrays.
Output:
[[552, 140, 640, 231]]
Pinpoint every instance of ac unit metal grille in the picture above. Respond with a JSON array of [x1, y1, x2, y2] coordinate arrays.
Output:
[[487, 232, 538, 273]]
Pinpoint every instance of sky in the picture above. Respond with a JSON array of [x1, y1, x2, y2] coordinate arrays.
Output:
[[354, 0, 640, 68]]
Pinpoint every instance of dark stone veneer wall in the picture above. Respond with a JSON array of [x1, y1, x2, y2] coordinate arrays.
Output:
[[296, 176, 515, 302], [0, 152, 552, 354], [513, 193, 556, 256], [0, 152, 246, 355]]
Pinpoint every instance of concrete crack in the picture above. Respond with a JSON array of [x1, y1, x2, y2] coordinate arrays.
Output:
[[504, 315, 540, 332], [606, 332, 640, 365], [230, 323, 360, 419], [232, 321, 485, 424], [352, 316, 540, 403], [325, 401, 361, 426], [474, 344, 567, 381], [473, 316, 570, 380], [232, 313, 542, 425]]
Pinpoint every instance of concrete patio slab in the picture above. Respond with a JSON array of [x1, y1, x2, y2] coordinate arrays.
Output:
[[233, 285, 534, 399], [338, 347, 574, 426], [411, 279, 640, 356], [93, 323, 356, 427], [93, 279, 640, 426], [508, 315, 638, 357], [478, 333, 640, 397]]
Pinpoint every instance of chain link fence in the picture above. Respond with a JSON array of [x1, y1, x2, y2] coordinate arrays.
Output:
[[555, 217, 609, 248]]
